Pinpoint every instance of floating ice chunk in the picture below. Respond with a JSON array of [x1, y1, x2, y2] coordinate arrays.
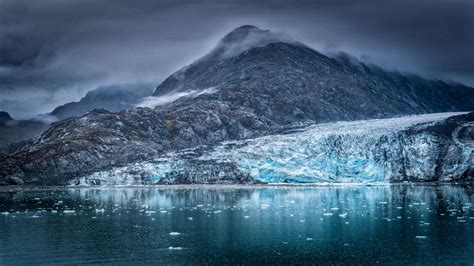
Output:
[[95, 209, 105, 213], [416, 236, 427, 239], [188, 217, 194, 220], [243, 215, 250, 219], [330, 207, 339, 211], [145, 211, 157, 214], [63, 210, 75, 214], [1, 212, 9, 215], [339, 213, 348, 218], [169, 232, 181, 236], [306, 238, 313, 241], [323, 213, 333, 216], [168, 246, 183, 250]]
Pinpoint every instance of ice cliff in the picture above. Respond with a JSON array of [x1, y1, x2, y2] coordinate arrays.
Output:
[[71, 112, 473, 185]]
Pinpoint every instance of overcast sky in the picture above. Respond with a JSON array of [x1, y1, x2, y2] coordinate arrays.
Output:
[[1, 0, 473, 119]]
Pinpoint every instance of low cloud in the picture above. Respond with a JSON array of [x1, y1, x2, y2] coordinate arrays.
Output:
[[137, 88, 218, 109]]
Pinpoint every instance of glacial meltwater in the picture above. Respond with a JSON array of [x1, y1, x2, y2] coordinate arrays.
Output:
[[1, 185, 473, 264]]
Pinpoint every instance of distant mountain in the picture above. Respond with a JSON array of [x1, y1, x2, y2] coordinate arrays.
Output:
[[0, 111, 13, 126], [0, 112, 48, 146], [50, 83, 153, 120], [1, 25, 473, 185], [0, 83, 153, 146]]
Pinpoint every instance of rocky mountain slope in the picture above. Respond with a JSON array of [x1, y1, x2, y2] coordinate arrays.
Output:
[[154, 25, 473, 123], [0, 25, 473, 185]]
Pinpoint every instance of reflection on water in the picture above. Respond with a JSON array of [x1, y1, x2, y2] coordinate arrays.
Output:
[[0, 185, 473, 264]]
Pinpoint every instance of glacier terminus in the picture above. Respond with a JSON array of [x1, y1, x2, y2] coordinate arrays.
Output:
[[74, 112, 474, 185]]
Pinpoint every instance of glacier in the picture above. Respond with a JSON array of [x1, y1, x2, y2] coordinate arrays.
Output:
[[71, 112, 473, 185]]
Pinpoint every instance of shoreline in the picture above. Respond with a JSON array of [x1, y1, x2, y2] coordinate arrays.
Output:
[[0, 182, 472, 190]]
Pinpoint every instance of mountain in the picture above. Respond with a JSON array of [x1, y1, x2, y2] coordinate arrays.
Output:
[[0, 111, 13, 126], [0, 25, 473, 185], [50, 83, 153, 120], [154, 25, 473, 124], [0, 83, 153, 146], [0, 112, 49, 146]]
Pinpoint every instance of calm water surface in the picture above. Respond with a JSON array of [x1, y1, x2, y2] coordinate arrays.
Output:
[[0, 185, 473, 264]]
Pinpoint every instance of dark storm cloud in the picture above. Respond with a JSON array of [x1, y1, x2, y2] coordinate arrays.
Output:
[[0, 0, 472, 118]]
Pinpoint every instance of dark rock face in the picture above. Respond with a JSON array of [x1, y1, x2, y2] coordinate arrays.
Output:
[[156, 161, 254, 185], [0, 25, 473, 186], [398, 113, 474, 181]]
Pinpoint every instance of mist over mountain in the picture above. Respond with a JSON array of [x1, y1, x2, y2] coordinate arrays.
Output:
[[154, 25, 473, 121], [0, 25, 473, 185]]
